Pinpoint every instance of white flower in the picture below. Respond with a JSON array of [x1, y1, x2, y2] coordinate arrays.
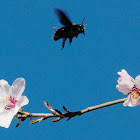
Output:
[[116, 69, 140, 107], [0, 78, 29, 128]]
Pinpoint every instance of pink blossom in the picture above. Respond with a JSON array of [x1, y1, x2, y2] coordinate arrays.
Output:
[[0, 78, 29, 128], [116, 69, 140, 107]]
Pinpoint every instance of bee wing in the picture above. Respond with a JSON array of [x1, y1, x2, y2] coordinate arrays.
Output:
[[54, 8, 72, 26]]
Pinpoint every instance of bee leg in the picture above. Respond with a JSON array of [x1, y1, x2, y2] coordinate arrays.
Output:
[[69, 38, 73, 45], [61, 38, 67, 50]]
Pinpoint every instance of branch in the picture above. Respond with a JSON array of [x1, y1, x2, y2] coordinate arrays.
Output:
[[14, 98, 127, 127]]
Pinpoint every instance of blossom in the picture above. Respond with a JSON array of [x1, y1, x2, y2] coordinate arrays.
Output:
[[0, 78, 29, 128], [116, 69, 140, 107]]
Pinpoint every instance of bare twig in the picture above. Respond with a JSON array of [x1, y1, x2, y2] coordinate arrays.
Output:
[[14, 98, 127, 127]]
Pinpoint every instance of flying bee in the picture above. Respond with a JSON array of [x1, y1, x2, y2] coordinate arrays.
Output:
[[53, 8, 86, 50]]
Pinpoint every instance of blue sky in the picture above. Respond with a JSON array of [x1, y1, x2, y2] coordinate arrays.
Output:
[[0, 0, 140, 139]]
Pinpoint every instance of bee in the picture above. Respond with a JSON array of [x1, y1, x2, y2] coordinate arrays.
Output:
[[53, 8, 86, 50]]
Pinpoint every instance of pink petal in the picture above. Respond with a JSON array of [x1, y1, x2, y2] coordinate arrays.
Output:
[[117, 69, 130, 79], [116, 78, 134, 95], [123, 94, 140, 107], [134, 75, 140, 89]]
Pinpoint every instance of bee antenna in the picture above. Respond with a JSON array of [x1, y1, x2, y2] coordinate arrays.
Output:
[[52, 26, 59, 31], [82, 16, 86, 25]]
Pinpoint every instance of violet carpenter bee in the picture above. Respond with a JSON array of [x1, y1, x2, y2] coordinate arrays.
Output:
[[53, 8, 86, 50]]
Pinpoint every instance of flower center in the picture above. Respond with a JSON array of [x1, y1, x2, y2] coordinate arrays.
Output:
[[3, 96, 17, 110], [129, 85, 140, 101]]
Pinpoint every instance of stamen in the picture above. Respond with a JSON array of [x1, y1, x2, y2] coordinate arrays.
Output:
[[129, 85, 140, 101], [3, 96, 17, 110]]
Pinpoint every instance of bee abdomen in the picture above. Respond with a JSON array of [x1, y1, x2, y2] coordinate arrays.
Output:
[[53, 27, 66, 40]]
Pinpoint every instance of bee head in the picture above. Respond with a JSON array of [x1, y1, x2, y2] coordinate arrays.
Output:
[[78, 25, 85, 35], [80, 16, 86, 35]]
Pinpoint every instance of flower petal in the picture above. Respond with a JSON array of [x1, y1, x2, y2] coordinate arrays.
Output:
[[10, 78, 25, 100], [134, 75, 140, 89], [123, 94, 140, 107], [116, 69, 134, 95], [0, 102, 5, 113], [18, 96, 29, 107], [116, 79, 134, 95], [0, 80, 10, 97], [117, 69, 131, 79], [123, 94, 132, 107], [0, 106, 20, 128]]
